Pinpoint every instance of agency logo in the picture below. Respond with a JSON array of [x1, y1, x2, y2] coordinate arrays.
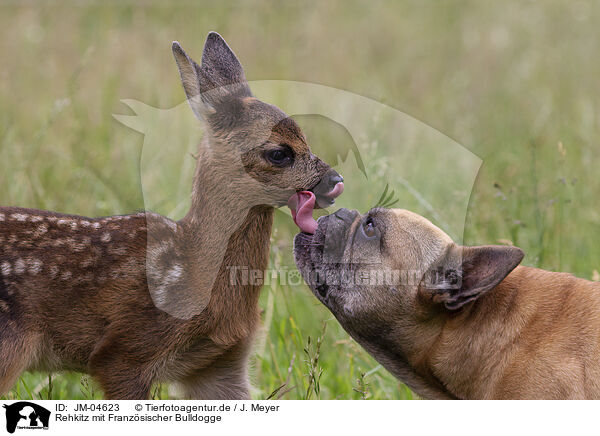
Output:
[[115, 81, 481, 319], [2, 402, 50, 434]]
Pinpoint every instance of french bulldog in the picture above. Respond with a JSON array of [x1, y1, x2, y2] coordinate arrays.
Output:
[[294, 208, 600, 399]]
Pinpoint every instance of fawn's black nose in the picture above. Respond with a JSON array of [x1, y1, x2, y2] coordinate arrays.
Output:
[[312, 169, 344, 208], [321, 170, 343, 195], [328, 172, 344, 186]]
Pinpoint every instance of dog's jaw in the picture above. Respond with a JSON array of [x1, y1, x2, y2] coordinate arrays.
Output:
[[293, 216, 330, 302]]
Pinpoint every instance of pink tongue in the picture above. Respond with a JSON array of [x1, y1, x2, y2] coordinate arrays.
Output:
[[287, 191, 317, 234]]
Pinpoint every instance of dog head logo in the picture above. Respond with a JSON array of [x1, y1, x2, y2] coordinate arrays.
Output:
[[2, 402, 50, 433], [115, 78, 481, 319]]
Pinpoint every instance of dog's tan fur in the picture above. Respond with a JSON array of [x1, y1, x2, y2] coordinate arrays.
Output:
[[295, 208, 600, 399], [0, 33, 340, 399]]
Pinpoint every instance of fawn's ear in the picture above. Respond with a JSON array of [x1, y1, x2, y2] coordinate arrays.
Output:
[[172, 32, 251, 119], [172, 41, 205, 119], [424, 244, 524, 310]]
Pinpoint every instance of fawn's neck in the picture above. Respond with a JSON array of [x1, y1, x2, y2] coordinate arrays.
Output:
[[180, 142, 270, 261], [214, 204, 274, 334], [178, 142, 274, 340]]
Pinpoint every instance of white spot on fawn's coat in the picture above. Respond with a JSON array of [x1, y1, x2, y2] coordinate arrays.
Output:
[[34, 223, 49, 237], [61, 271, 72, 281], [49, 265, 59, 278], [14, 259, 26, 275], [1, 261, 11, 277], [57, 219, 78, 230], [11, 213, 28, 222], [165, 264, 184, 283], [27, 258, 43, 275]]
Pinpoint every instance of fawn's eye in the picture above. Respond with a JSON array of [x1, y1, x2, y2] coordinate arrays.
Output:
[[362, 217, 377, 238], [265, 145, 294, 167]]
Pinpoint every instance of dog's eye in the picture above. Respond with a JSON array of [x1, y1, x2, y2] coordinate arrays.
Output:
[[363, 217, 377, 238], [265, 145, 294, 167]]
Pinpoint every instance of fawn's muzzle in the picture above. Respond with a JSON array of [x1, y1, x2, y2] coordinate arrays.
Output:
[[287, 169, 344, 235], [311, 169, 345, 209]]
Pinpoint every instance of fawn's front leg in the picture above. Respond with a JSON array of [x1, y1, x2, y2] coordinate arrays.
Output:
[[178, 341, 251, 400], [89, 333, 154, 400], [180, 366, 250, 400], [0, 319, 39, 395]]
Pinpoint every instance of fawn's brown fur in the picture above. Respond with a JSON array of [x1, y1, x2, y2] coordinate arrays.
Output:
[[0, 32, 341, 399]]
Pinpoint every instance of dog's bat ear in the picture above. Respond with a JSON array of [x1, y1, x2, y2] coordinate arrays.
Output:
[[423, 244, 524, 310]]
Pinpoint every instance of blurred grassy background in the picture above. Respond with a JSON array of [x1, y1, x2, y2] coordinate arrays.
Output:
[[1, 0, 599, 400]]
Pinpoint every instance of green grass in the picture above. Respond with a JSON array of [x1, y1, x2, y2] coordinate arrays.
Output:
[[1, 0, 599, 400]]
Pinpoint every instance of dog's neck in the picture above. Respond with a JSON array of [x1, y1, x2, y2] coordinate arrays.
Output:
[[346, 326, 460, 399], [400, 269, 527, 399], [408, 266, 600, 399]]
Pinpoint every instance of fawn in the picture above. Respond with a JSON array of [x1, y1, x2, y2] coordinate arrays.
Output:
[[0, 32, 343, 399]]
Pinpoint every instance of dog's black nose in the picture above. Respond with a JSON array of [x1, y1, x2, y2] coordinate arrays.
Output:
[[334, 208, 358, 222]]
